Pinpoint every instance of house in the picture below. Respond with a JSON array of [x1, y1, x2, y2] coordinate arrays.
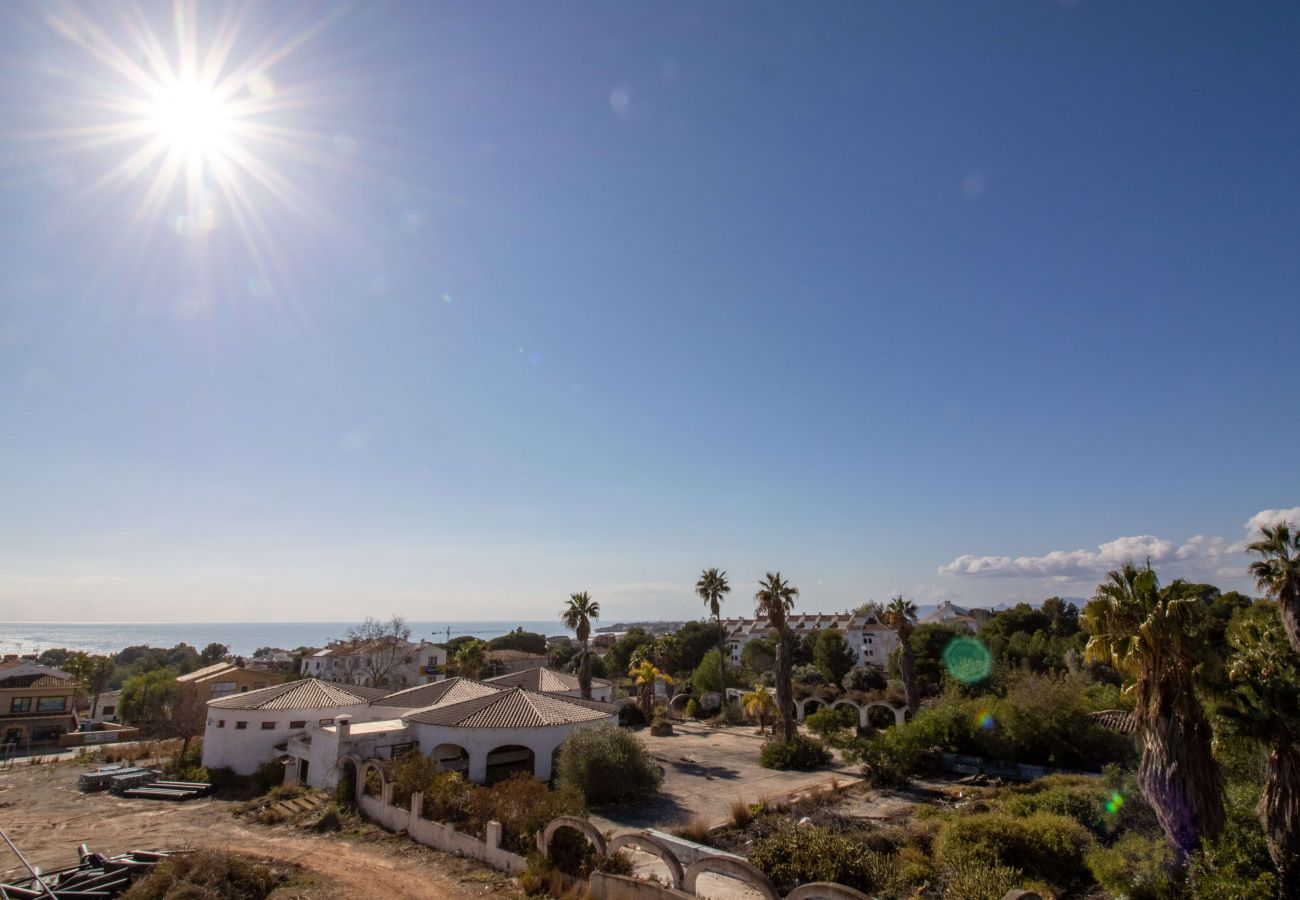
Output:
[[0, 662, 79, 753], [919, 601, 988, 632], [177, 662, 276, 699], [484, 667, 614, 702], [722, 612, 900, 669], [203, 670, 618, 789], [248, 648, 298, 671], [300, 640, 446, 690], [485, 649, 549, 676], [88, 689, 123, 724]]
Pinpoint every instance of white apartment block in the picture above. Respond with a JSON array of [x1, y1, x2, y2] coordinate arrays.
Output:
[[722, 612, 900, 669]]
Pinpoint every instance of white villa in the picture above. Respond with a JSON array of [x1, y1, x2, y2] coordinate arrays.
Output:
[[202, 673, 617, 790], [300, 640, 447, 689], [723, 612, 900, 669], [919, 600, 988, 632]]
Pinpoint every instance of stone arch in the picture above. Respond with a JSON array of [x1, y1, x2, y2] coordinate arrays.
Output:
[[485, 744, 535, 784], [430, 742, 469, 773], [338, 755, 363, 805], [800, 698, 825, 721], [539, 815, 607, 858], [787, 883, 873, 900], [359, 760, 386, 799], [607, 832, 685, 889], [830, 698, 863, 727], [667, 693, 693, 719], [863, 701, 906, 726], [683, 855, 779, 900]]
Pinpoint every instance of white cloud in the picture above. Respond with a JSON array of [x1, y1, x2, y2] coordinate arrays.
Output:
[[940, 506, 1296, 583]]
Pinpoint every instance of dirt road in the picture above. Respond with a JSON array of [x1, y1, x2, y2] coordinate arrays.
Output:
[[0, 760, 519, 900]]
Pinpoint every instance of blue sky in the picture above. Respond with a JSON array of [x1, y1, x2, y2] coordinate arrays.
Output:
[[1, 1, 1296, 624]]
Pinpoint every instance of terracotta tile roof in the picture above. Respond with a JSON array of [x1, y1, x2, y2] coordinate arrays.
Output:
[[0, 663, 73, 689], [1088, 709, 1137, 734], [484, 667, 610, 693], [402, 687, 616, 728], [208, 678, 385, 710], [373, 677, 503, 709]]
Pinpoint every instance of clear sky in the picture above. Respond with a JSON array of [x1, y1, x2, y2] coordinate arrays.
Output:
[[1, 1, 1296, 624]]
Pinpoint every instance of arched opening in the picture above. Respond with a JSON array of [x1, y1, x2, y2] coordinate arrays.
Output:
[[361, 762, 384, 798], [866, 705, 896, 731], [337, 758, 359, 806], [803, 698, 823, 718], [667, 694, 693, 719], [430, 742, 469, 774], [485, 744, 535, 784]]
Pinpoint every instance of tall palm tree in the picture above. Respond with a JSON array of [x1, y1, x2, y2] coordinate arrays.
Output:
[[754, 572, 798, 742], [741, 684, 777, 735], [696, 568, 732, 694], [630, 659, 672, 722], [1217, 602, 1300, 898], [1082, 562, 1225, 859], [452, 640, 487, 679], [883, 596, 919, 715], [561, 591, 601, 699], [1247, 521, 1300, 655]]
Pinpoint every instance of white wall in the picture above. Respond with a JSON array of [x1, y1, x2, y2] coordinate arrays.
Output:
[[202, 701, 371, 775]]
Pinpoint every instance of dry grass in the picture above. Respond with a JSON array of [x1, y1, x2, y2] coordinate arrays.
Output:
[[729, 798, 755, 829], [671, 814, 714, 844]]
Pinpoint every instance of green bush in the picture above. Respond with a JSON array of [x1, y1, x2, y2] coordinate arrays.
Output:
[[998, 776, 1111, 837], [1085, 832, 1181, 900], [805, 706, 857, 737], [934, 811, 1095, 887], [940, 856, 1025, 900], [122, 850, 281, 900], [650, 717, 674, 736], [748, 823, 896, 894], [684, 698, 699, 719], [389, 752, 440, 810], [759, 734, 831, 771], [555, 724, 662, 805]]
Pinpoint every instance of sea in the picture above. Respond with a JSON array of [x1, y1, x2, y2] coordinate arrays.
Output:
[[0, 621, 564, 658]]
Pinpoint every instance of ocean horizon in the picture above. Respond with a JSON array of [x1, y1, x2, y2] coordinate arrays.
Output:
[[0, 621, 575, 658]]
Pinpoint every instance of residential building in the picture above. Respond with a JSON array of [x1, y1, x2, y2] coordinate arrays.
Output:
[[300, 640, 446, 690], [722, 612, 901, 669], [88, 689, 123, 724], [484, 666, 614, 702], [919, 601, 989, 632], [485, 649, 549, 676], [0, 662, 78, 752], [177, 662, 276, 700]]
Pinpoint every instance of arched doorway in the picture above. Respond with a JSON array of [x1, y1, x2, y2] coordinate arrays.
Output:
[[431, 743, 469, 773], [866, 704, 900, 730], [337, 758, 359, 806], [485, 744, 535, 784]]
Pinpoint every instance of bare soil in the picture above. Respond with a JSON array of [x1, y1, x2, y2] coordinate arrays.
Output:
[[0, 759, 524, 900]]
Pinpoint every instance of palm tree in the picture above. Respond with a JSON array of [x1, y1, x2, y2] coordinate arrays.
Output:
[[561, 591, 601, 699], [741, 684, 777, 735], [630, 659, 672, 722], [1217, 602, 1300, 898], [696, 568, 732, 694], [1247, 521, 1300, 655], [452, 640, 487, 679], [754, 572, 798, 741], [1082, 562, 1225, 859], [883, 596, 919, 715]]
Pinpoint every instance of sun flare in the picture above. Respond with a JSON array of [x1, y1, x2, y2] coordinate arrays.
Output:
[[149, 79, 231, 158]]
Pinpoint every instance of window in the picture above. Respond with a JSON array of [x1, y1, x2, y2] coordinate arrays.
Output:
[[289, 720, 306, 729], [235, 721, 248, 730], [217, 720, 225, 728], [36, 697, 66, 713], [10, 698, 31, 713], [318, 718, 333, 725], [103, 705, 116, 715], [261, 721, 275, 730]]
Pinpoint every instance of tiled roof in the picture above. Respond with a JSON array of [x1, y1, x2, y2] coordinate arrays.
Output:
[[177, 661, 237, 683], [484, 667, 610, 693], [487, 649, 549, 661], [1088, 709, 1137, 734], [208, 678, 384, 710], [0, 663, 72, 688], [374, 677, 503, 709], [403, 687, 615, 728]]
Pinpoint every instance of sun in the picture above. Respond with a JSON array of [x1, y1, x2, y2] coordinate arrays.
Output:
[[148, 79, 231, 159]]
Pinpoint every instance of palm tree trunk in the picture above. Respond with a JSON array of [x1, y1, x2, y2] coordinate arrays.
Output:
[[1261, 742, 1300, 898], [774, 631, 794, 742], [899, 643, 919, 715], [579, 640, 592, 700], [717, 615, 727, 696], [1280, 596, 1300, 657], [1137, 686, 1225, 859]]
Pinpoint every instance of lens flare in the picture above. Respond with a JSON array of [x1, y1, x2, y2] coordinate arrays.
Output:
[[942, 636, 992, 685], [975, 709, 996, 732], [1105, 792, 1125, 814]]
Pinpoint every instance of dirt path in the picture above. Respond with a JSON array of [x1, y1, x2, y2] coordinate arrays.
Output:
[[0, 761, 516, 900]]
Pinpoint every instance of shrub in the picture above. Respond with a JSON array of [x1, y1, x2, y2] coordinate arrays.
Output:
[[759, 734, 831, 771], [1085, 832, 1181, 900], [618, 703, 647, 728], [122, 850, 281, 900], [649, 717, 674, 736], [805, 706, 857, 738], [940, 856, 1024, 900], [555, 725, 661, 805], [422, 771, 477, 827], [672, 815, 713, 844], [684, 698, 699, 719], [934, 811, 1095, 887], [749, 823, 896, 894], [389, 753, 440, 810], [843, 666, 887, 693], [998, 777, 1110, 837]]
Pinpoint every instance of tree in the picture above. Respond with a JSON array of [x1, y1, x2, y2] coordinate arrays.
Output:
[[561, 592, 600, 700], [630, 659, 672, 721], [741, 685, 777, 734], [1041, 597, 1080, 636], [755, 572, 799, 741], [199, 643, 230, 665], [120, 669, 181, 735], [884, 596, 920, 714], [1216, 602, 1300, 897], [854, 601, 886, 619], [741, 635, 777, 681], [1247, 521, 1300, 655], [64, 652, 116, 715], [604, 627, 655, 676], [452, 639, 488, 679], [690, 648, 733, 695], [674, 620, 725, 674], [344, 615, 412, 688], [813, 629, 856, 686], [696, 568, 732, 698], [488, 628, 547, 655], [1082, 563, 1224, 859]]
